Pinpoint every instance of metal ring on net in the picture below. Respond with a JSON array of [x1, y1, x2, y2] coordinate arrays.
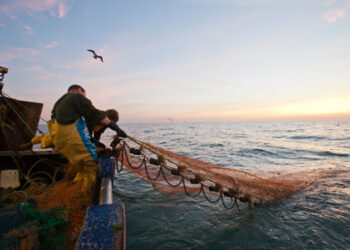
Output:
[[161, 168, 184, 188], [201, 185, 222, 204], [119, 143, 126, 170], [122, 144, 146, 170], [220, 194, 238, 210], [115, 158, 123, 173], [143, 160, 163, 181], [182, 181, 202, 199], [120, 142, 163, 181], [120, 139, 242, 211]]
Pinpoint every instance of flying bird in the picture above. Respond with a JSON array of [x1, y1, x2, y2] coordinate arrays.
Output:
[[87, 49, 103, 62]]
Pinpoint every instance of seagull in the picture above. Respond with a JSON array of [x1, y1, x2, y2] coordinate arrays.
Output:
[[87, 49, 103, 62]]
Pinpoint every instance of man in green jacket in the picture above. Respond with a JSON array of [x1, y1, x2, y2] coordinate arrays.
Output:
[[51, 84, 127, 194]]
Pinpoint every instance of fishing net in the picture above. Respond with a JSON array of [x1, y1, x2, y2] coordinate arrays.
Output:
[[0, 159, 96, 249], [0, 187, 82, 250], [28, 179, 92, 245], [116, 136, 348, 208], [0, 206, 39, 250], [21, 202, 69, 249]]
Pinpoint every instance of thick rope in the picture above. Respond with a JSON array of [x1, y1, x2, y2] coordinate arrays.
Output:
[[117, 141, 241, 211]]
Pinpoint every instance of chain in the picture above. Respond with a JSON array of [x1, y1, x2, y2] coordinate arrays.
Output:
[[116, 140, 240, 211]]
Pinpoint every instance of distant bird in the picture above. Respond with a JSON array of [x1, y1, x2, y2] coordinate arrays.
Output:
[[87, 49, 103, 62], [167, 117, 173, 122]]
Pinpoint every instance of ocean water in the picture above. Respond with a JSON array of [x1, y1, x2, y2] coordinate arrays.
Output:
[[100, 121, 350, 250]]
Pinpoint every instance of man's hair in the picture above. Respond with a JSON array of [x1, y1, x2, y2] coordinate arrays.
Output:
[[106, 109, 119, 122], [68, 84, 85, 93]]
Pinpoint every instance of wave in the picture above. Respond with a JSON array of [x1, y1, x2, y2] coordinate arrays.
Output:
[[238, 148, 277, 157], [236, 147, 348, 159], [315, 151, 349, 157], [295, 149, 349, 158], [290, 136, 350, 141], [143, 130, 155, 133], [290, 135, 328, 140], [201, 143, 224, 148]]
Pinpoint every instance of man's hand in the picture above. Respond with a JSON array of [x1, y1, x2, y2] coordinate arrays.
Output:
[[108, 121, 127, 138], [95, 140, 106, 150]]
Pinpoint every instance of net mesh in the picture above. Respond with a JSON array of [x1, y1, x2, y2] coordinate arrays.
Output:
[[28, 179, 92, 246], [120, 137, 349, 205], [1, 162, 94, 248], [0, 206, 39, 250]]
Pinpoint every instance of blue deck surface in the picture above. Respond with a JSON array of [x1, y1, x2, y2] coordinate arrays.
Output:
[[100, 157, 115, 179], [76, 203, 125, 250]]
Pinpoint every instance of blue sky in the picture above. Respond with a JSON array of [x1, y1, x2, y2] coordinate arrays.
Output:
[[1, 0, 350, 122]]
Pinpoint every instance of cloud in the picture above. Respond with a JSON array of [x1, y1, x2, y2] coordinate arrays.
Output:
[[323, 0, 337, 6], [58, 2, 68, 18], [62, 57, 105, 72], [23, 65, 55, 80], [0, 23, 5, 27], [1, 47, 39, 62], [178, 0, 279, 6], [21, 23, 34, 35], [37, 73, 56, 80], [24, 66, 44, 72], [22, 24, 32, 31], [323, 1, 350, 23], [0, 0, 75, 19], [43, 41, 59, 49], [323, 8, 347, 22]]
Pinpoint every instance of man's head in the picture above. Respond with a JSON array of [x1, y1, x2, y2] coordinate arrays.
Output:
[[106, 109, 119, 122], [68, 84, 86, 96]]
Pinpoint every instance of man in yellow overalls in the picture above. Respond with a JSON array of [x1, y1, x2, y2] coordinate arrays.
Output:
[[50, 85, 127, 194]]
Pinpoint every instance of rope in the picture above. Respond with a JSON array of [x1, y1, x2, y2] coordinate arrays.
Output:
[[0, 107, 28, 182], [0, 157, 64, 206], [1, 94, 44, 135], [0, 106, 13, 149], [2, 91, 48, 125], [117, 140, 241, 211], [1, 96, 36, 134], [1, 90, 241, 211]]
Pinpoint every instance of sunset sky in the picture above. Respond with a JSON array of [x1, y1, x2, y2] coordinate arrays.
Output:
[[1, 0, 349, 123]]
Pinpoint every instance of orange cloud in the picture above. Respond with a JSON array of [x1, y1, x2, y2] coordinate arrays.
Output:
[[323, 2, 350, 23]]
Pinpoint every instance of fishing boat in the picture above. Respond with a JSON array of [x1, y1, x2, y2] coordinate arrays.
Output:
[[0, 66, 126, 250], [1, 64, 345, 249]]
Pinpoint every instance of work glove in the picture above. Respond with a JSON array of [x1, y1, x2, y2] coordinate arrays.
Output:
[[95, 140, 106, 150], [108, 121, 127, 138]]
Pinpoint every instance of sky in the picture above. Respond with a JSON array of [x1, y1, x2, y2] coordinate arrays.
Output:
[[0, 0, 350, 123]]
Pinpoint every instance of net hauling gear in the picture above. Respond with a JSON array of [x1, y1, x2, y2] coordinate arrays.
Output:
[[114, 136, 349, 209]]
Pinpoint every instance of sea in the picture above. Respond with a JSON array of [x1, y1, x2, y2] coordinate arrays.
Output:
[[44, 121, 350, 249]]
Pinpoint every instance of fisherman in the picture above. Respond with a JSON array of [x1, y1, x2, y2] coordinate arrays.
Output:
[[86, 109, 120, 150], [50, 84, 127, 193]]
